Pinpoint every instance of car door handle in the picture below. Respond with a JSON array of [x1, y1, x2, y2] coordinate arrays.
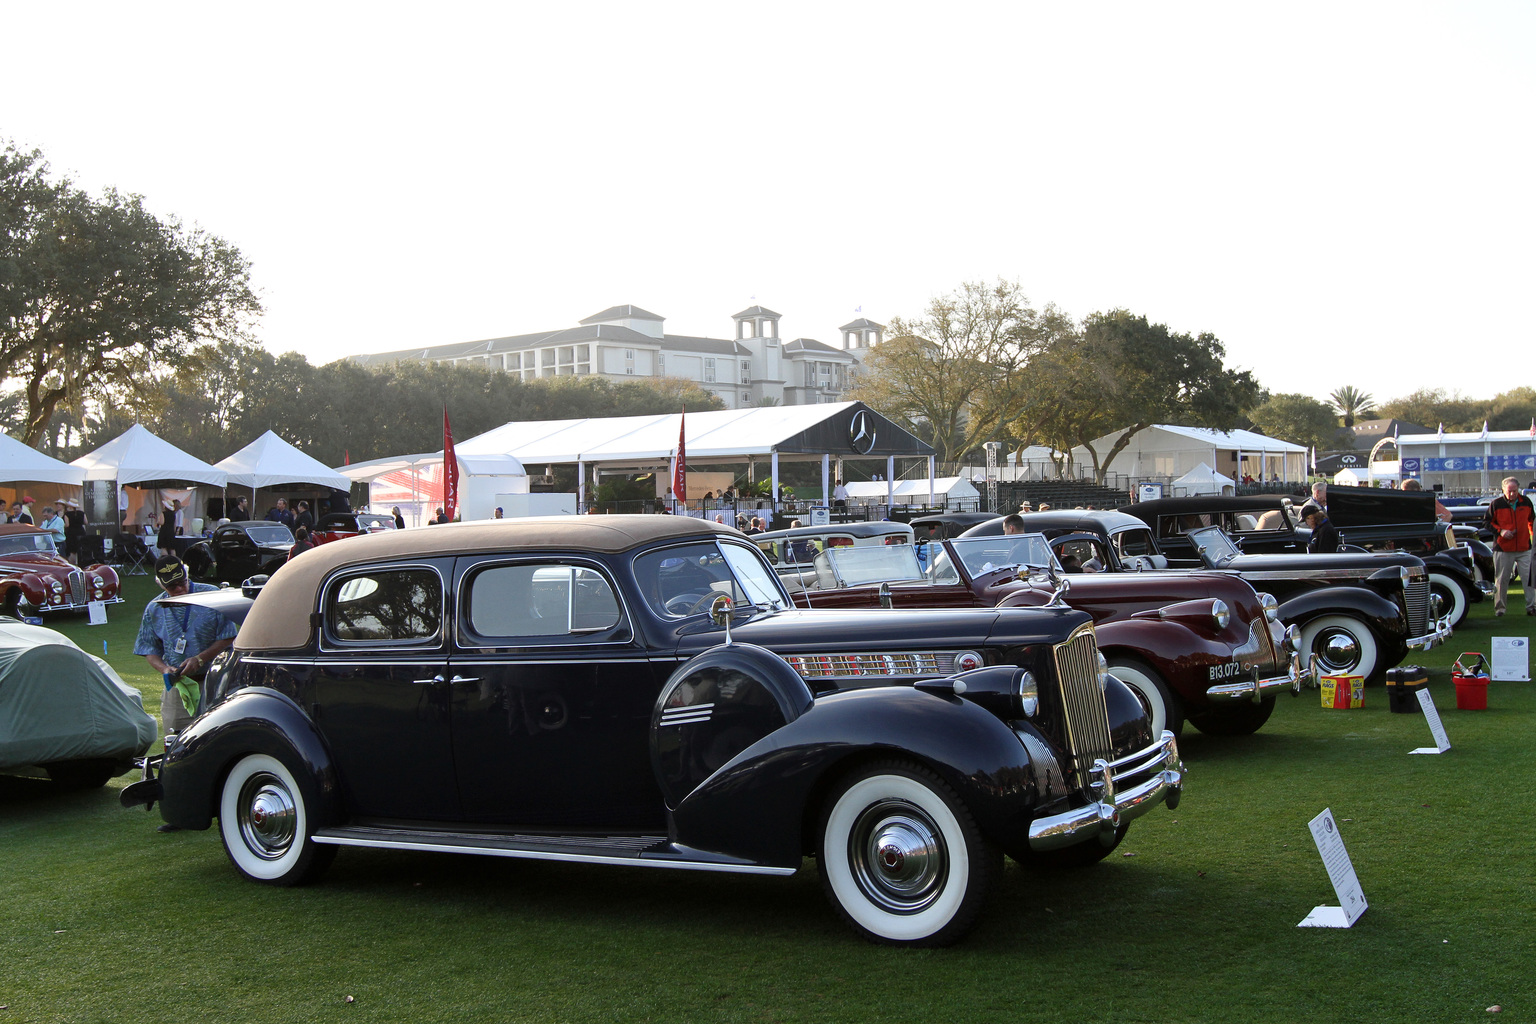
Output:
[[449, 675, 479, 684], [411, 674, 445, 686]]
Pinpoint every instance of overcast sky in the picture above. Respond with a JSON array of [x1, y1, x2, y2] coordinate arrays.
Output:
[[5, 2, 1532, 407]]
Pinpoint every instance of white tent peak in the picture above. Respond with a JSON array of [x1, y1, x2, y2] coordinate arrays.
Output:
[[71, 424, 227, 488], [0, 433, 86, 486], [216, 431, 351, 491]]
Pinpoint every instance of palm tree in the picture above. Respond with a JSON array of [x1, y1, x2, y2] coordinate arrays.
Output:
[[1329, 385, 1376, 428]]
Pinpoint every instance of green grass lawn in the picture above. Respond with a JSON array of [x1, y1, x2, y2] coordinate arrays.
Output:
[[3, 578, 1534, 1023]]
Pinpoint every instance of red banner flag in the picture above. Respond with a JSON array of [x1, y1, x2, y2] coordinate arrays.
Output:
[[672, 406, 687, 505], [443, 408, 459, 522]]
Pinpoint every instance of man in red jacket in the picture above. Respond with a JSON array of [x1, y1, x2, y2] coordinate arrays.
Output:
[[1485, 477, 1535, 616]]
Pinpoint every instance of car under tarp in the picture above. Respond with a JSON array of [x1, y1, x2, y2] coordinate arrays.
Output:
[[0, 619, 156, 773]]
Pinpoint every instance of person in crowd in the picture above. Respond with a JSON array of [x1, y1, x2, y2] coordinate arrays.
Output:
[[1301, 502, 1339, 553], [493, 507, 504, 519], [1485, 476, 1535, 617], [1310, 481, 1327, 508], [142, 512, 161, 558], [157, 505, 178, 557], [1037, 503, 1052, 512], [1017, 500, 1033, 514], [10, 501, 32, 525], [0, 505, 9, 524], [391, 506, 405, 530], [1002, 514, 1025, 535], [134, 555, 239, 831], [431, 507, 449, 524], [61, 499, 87, 564], [833, 480, 849, 509], [293, 500, 314, 532], [1399, 478, 1452, 522], [265, 498, 295, 527], [231, 495, 249, 520], [170, 498, 185, 535], [287, 525, 315, 561], [40, 505, 66, 547]]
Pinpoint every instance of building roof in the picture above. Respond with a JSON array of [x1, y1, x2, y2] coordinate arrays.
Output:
[[839, 318, 885, 331], [579, 304, 664, 324], [783, 338, 853, 358], [732, 305, 782, 319]]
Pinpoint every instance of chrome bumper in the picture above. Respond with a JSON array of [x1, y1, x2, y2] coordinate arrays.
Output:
[[1206, 648, 1305, 701], [1028, 731, 1184, 851], [1407, 613, 1454, 651]]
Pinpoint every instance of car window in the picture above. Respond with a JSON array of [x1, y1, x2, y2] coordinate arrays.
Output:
[[0, 533, 56, 556], [635, 541, 788, 618], [1112, 528, 1157, 559], [327, 568, 442, 643], [464, 563, 621, 639], [1186, 526, 1241, 567], [245, 525, 294, 545]]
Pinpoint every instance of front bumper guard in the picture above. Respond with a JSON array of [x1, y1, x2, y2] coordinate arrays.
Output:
[[1028, 731, 1184, 852], [1206, 647, 1306, 702], [1407, 613, 1454, 652], [120, 754, 164, 812]]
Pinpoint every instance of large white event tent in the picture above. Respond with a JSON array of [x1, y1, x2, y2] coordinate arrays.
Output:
[[340, 402, 935, 520], [0, 433, 86, 510], [71, 424, 227, 530], [337, 452, 528, 525], [216, 430, 352, 514]]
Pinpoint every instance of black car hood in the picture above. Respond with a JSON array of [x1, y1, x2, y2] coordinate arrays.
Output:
[[1220, 550, 1424, 575], [705, 606, 1092, 653]]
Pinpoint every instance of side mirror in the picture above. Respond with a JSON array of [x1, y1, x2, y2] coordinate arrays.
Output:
[[710, 594, 734, 644], [878, 581, 893, 609]]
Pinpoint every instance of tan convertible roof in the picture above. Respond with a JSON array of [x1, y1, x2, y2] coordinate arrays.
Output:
[[238, 515, 735, 651]]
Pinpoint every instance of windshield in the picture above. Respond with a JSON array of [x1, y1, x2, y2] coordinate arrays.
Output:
[[819, 544, 928, 587], [245, 525, 295, 546], [1187, 525, 1241, 567], [0, 533, 59, 556], [944, 535, 1055, 579], [634, 540, 791, 619]]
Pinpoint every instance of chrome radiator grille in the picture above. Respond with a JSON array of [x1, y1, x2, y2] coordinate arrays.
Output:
[[1051, 624, 1111, 787], [784, 651, 957, 681], [68, 570, 87, 606], [1405, 577, 1429, 634]]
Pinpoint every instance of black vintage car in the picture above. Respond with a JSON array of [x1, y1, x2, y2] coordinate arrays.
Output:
[[1125, 489, 1491, 629], [193, 521, 296, 584], [960, 510, 1450, 684], [122, 516, 1183, 947]]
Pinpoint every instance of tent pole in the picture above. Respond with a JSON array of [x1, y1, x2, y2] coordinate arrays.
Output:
[[577, 459, 585, 513], [821, 454, 829, 513], [928, 455, 935, 507], [770, 452, 779, 519]]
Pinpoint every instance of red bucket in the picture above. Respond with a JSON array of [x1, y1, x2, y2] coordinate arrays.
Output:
[[1452, 653, 1490, 711]]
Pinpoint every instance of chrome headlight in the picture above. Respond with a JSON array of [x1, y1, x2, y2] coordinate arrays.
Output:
[[49, 580, 64, 594], [90, 575, 103, 586], [1017, 669, 1039, 718], [1210, 599, 1230, 630], [1258, 592, 1279, 623], [1097, 651, 1110, 691]]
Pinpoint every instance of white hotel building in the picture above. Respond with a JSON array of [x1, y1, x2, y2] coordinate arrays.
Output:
[[353, 304, 886, 410]]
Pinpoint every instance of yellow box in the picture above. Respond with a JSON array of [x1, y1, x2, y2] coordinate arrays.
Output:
[[1321, 675, 1364, 709]]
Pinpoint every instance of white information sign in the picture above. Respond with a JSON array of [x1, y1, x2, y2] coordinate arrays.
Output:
[[1490, 636, 1529, 681], [87, 601, 107, 626], [809, 507, 830, 527], [1298, 808, 1368, 928], [1409, 688, 1451, 754]]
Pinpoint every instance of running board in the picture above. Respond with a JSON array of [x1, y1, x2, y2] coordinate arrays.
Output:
[[310, 826, 797, 876]]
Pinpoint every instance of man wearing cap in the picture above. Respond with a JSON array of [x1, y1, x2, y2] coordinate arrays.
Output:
[[134, 556, 239, 829]]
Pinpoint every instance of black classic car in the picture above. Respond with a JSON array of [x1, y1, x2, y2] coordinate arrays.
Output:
[[1124, 489, 1490, 629], [788, 535, 1303, 739], [191, 521, 296, 585], [123, 516, 1183, 947], [960, 511, 1450, 683]]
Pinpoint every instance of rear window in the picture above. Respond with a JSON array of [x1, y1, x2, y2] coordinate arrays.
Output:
[[327, 568, 442, 643], [463, 563, 622, 640]]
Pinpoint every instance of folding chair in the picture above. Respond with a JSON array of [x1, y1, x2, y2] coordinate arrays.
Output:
[[112, 533, 153, 576]]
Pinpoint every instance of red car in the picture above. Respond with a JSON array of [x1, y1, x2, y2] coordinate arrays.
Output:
[[791, 533, 1302, 738], [310, 512, 398, 546], [0, 525, 123, 615]]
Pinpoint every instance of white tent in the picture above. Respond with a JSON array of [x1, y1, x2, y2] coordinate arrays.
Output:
[[1172, 462, 1236, 497], [217, 431, 352, 492], [71, 424, 227, 530], [0, 434, 86, 487], [337, 451, 528, 524]]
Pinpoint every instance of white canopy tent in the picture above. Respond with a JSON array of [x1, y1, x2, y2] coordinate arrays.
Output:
[[1171, 462, 1236, 497], [1069, 425, 1307, 484], [337, 451, 528, 525], [216, 431, 353, 519], [0, 433, 86, 512], [843, 476, 979, 506], [71, 424, 227, 530]]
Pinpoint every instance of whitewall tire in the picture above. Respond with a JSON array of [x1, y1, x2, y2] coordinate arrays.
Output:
[[818, 761, 998, 947], [1107, 659, 1184, 738], [1297, 615, 1379, 681], [218, 753, 334, 886], [1428, 573, 1468, 630]]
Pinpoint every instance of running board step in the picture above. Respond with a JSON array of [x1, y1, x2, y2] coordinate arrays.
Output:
[[310, 826, 796, 876]]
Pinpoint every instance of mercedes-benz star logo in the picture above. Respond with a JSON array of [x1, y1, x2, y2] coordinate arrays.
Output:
[[848, 411, 877, 454]]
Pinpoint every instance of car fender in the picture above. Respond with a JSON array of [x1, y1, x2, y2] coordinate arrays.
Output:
[[1278, 587, 1404, 639], [1421, 552, 1477, 591], [1093, 619, 1234, 706], [159, 687, 339, 831], [669, 684, 1038, 869]]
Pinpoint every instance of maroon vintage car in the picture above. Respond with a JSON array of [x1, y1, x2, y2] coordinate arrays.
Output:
[[791, 534, 1302, 737], [310, 512, 398, 546], [0, 525, 123, 615]]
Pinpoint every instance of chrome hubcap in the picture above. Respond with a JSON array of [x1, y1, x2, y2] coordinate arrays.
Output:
[[849, 800, 946, 914], [1317, 631, 1360, 671], [238, 772, 296, 860]]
